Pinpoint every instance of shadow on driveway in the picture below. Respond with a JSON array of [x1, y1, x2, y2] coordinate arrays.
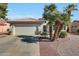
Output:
[[17, 35, 39, 43], [17, 35, 51, 43]]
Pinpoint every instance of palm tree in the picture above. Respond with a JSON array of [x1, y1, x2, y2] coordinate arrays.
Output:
[[43, 4, 78, 41], [53, 13, 63, 41], [0, 3, 8, 19], [64, 4, 78, 33], [53, 4, 78, 41], [53, 12, 73, 41], [43, 4, 57, 40]]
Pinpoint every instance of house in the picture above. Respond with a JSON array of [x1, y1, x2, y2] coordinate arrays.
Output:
[[0, 18, 67, 36], [0, 20, 10, 34], [7, 18, 44, 36], [71, 20, 79, 33]]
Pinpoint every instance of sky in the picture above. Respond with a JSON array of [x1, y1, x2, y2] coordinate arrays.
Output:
[[7, 3, 79, 20]]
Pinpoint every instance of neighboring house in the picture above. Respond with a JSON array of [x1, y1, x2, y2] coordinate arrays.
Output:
[[71, 20, 79, 33], [0, 20, 10, 34], [7, 18, 44, 36]]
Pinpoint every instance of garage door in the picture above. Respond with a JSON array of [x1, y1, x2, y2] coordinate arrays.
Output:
[[15, 27, 36, 35]]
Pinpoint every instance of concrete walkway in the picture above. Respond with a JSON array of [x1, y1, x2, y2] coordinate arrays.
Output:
[[0, 35, 40, 56]]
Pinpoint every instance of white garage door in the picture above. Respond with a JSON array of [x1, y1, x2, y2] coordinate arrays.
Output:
[[15, 27, 36, 35]]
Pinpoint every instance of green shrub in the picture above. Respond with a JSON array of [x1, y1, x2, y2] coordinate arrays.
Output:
[[40, 32, 48, 36], [59, 31, 67, 38], [77, 29, 79, 34], [35, 31, 41, 35], [7, 29, 12, 35]]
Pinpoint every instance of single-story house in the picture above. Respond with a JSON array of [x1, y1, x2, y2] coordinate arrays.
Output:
[[0, 18, 68, 36], [7, 18, 44, 36]]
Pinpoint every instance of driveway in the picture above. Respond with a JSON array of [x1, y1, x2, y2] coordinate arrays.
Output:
[[0, 35, 40, 56], [0, 34, 79, 56]]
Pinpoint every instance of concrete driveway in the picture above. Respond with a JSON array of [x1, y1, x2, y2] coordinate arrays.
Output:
[[0, 35, 40, 56], [0, 34, 79, 56]]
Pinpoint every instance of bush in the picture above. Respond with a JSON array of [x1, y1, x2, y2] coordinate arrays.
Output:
[[77, 29, 79, 34], [40, 32, 48, 36], [59, 31, 67, 38], [7, 29, 12, 35], [35, 31, 41, 35]]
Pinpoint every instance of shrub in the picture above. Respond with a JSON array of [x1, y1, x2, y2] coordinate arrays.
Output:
[[7, 29, 12, 35], [77, 29, 79, 34], [59, 31, 67, 38], [35, 31, 41, 35], [40, 32, 48, 36]]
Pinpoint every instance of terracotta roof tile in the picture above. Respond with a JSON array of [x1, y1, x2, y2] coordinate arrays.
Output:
[[7, 18, 44, 24], [15, 18, 37, 21], [0, 20, 7, 24]]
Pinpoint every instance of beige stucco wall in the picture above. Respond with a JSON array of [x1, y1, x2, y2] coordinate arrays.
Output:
[[0, 23, 10, 33]]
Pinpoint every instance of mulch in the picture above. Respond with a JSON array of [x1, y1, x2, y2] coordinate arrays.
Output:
[[39, 39, 59, 56], [39, 38, 69, 56]]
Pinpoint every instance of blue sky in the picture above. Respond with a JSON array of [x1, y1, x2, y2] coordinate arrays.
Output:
[[7, 3, 79, 20]]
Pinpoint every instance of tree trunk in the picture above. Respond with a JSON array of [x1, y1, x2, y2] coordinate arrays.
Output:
[[52, 21, 60, 41], [52, 21, 63, 41], [57, 23, 63, 38], [67, 11, 71, 33], [49, 23, 53, 40], [67, 24, 71, 33], [53, 25, 60, 41]]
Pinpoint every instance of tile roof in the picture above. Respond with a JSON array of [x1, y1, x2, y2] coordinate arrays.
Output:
[[0, 20, 7, 24], [72, 20, 79, 26], [16, 18, 37, 21], [7, 18, 44, 24]]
